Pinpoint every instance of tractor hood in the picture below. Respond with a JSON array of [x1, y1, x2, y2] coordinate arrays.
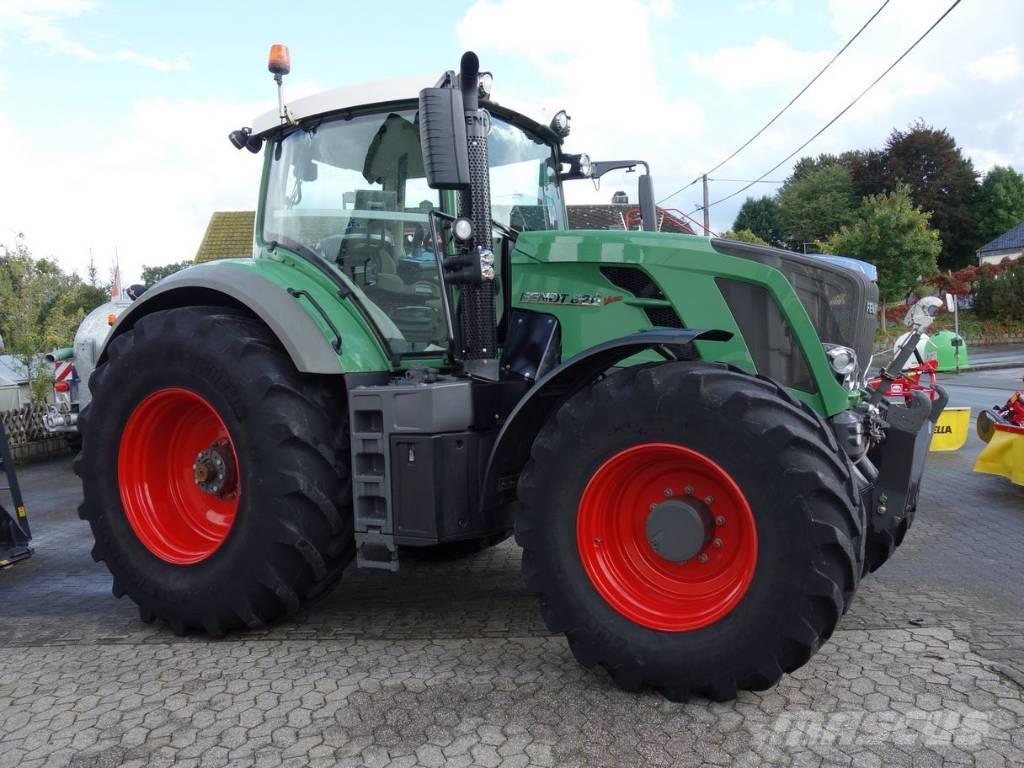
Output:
[[511, 229, 879, 395]]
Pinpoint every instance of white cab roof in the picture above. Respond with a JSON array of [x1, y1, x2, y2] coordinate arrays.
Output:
[[252, 77, 557, 137]]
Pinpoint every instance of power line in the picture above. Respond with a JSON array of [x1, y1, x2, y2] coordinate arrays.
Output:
[[657, 0, 890, 206], [708, 178, 786, 184], [703, 0, 890, 179], [707, 0, 965, 211], [657, 175, 701, 205]]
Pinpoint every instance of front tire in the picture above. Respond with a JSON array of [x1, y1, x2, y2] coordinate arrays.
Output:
[[516, 363, 862, 701], [76, 306, 354, 635]]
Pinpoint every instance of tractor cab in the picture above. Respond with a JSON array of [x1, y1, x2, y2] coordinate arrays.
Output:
[[250, 76, 571, 356]]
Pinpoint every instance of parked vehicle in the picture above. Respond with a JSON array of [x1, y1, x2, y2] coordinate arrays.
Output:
[[44, 294, 138, 447], [76, 48, 944, 700]]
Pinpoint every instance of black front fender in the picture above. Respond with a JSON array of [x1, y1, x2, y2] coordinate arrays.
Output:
[[480, 328, 732, 509]]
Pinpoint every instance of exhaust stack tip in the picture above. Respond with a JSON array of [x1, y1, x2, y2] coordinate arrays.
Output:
[[460, 51, 479, 77]]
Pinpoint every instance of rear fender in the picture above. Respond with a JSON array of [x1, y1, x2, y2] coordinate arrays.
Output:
[[99, 263, 344, 374], [481, 328, 732, 508]]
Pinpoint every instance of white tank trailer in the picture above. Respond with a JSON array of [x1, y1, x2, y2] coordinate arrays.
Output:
[[44, 297, 134, 440]]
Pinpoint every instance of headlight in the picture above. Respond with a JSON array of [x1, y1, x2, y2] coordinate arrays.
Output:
[[452, 217, 473, 243], [824, 344, 857, 377], [479, 248, 496, 281], [578, 153, 592, 177], [550, 110, 571, 138], [478, 72, 493, 100]]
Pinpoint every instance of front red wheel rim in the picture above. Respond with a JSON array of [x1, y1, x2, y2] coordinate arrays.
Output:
[[118, 387, 241, 565], [577, 443, 758, 631]]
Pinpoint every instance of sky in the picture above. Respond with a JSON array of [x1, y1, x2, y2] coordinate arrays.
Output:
[[0, 0, 1022, 283]]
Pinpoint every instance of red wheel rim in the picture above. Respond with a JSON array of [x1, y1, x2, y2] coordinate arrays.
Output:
[[118, 387, 241, 565], [576, 443, 757, 631]]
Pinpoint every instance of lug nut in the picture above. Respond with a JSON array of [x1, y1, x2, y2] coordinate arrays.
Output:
[[704, 496, 714, 506], [713, 538, 723, 548], [684, 485, 694, 496], [594, 537, 602, 545], [698, 553, 709, 563], [715, 516, 726, 526], [663, 488, 673, 497]]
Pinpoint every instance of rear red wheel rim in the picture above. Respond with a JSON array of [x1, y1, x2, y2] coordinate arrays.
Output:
[[118, 387, 241, 565], [576, 443, 757, 631]]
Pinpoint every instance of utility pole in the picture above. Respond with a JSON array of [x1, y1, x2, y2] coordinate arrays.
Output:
[[702, 174, 710, 236]]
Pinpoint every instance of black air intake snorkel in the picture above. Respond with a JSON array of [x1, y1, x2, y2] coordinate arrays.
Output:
[[455, 52, 498, 378], [418, 51, 499, 378]]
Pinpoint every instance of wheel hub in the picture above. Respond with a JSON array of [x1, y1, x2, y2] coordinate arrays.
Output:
[[118, 388, 241, 565], [645, 498, 714, 563], [576, 442, 758, 632], [193, 440, 237, 498]]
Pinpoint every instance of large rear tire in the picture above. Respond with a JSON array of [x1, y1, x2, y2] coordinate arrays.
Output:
[[516, 363, 863, 701], [76, 306, 353, 635]]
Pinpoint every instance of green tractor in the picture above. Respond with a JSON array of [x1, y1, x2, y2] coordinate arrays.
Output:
[[77, 48, 944, 700]]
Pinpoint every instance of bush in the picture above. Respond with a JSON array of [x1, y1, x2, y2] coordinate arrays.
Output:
[[974, 260, 1024, 321]]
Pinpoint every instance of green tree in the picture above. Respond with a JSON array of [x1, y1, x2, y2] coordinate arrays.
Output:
[[788, 153, 841, 183], [883, 122, 980, 270], [826, 186, 941, 307], [719, 229, 769, 246], [0, 236, 104, 403], [732, 196, 783, 246], [778, 164, 857, 250], [975, 165, 1024, 243], [141, 260, 193, 287]]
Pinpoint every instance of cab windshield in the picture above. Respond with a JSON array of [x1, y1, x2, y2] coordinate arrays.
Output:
[[262, 108, 565, 354]]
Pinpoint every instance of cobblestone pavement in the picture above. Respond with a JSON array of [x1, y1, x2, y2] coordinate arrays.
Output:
[[2, 388, 1023, 767]]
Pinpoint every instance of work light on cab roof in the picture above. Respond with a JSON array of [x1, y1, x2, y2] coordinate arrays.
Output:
[[228, 42, 293, 153]]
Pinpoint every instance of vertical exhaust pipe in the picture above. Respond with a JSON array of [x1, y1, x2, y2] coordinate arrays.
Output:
[[457, 52, 499, 379]]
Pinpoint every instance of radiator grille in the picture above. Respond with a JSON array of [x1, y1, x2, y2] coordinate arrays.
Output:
[[643, 306, 684, 328], [600, 266, 666, 299]]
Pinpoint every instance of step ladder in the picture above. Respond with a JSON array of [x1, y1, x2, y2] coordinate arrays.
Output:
[[0, 420, 32, 569]]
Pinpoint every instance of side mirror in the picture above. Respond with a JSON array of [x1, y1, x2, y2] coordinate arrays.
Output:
[[418, 86, 470, 190], [637, 173, 656, 233]]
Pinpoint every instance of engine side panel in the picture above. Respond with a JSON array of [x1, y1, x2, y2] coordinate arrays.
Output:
[[510, 230, 853, 417]]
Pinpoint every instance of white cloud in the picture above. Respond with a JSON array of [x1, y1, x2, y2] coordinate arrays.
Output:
[[457, 0, 707, 206], [690, 39, 830, 93], [0, 97, 263, 282], [0, 0, 100, 60], [737, 0, 794, 14], [0, 1, 189, 73], [0, 75, 325, 283], [114, 49, 190, 73], [968, 46, 1022, 83]]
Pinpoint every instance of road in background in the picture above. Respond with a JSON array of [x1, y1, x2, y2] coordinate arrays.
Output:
[[872, 342, 1021, 374], [938, 366, 1023, 420], [966, 344, 1024, 370]]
